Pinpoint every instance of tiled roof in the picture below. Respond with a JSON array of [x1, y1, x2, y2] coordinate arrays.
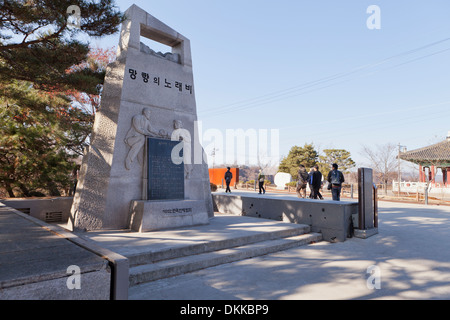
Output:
[[399, 139, 450, 165]]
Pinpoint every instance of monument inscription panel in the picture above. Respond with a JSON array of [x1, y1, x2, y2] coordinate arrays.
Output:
[[147, 137, 184, 200]]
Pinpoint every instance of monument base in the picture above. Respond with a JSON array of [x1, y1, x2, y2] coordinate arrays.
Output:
[[129, 200, 209, 232], [354, 228, 379, 239]]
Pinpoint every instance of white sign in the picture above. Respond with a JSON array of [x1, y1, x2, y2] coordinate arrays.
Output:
[[274, 172, 292, 190]]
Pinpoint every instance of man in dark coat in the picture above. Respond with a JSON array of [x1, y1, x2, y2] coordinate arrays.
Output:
[[327, 163, 345, 201], [224, 167, 233, 193], [257, 169, 266, 194], [296, 164, 309, 198], [310, 165, 323, 199]]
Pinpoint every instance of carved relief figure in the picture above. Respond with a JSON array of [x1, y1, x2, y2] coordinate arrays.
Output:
[[124, 108, 167, 170]]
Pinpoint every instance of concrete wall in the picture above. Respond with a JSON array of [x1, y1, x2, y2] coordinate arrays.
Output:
[[213, 194, 358, 242], [0, 197, 73, 224]]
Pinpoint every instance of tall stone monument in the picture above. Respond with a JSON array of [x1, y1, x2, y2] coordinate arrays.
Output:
[[69, 5, 213, 232]]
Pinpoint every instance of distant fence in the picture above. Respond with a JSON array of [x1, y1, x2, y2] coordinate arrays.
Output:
[[392, 181, 450, 195], [229, 182, 357, 199]]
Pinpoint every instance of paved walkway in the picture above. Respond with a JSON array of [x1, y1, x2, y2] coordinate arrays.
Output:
[[3, 191, 450, 300], [129, 197, 450, 300], [0, 204, 111, 300]]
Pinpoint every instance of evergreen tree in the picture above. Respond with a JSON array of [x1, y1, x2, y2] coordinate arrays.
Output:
[[278, 144, 318, 179], [0, 46, 115, 197], [0, 0, 123, 197], [318, 149, 356, 178], [0, 81, 80, 196], [0, 0, 124, 93]]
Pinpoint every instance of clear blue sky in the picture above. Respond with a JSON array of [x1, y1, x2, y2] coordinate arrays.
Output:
[[91, 0, 450, 168]]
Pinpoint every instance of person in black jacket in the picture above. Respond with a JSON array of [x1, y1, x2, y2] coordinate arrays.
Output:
[[224, 167, 233, 193], [327, 163, 345, 201], [296, 164, 309, 198], [257, 169, 266, 194], [310, 165, 323, 199]]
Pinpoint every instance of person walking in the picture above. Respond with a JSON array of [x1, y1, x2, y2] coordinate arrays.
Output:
[[311, 165, 323, 199], [258, 169, 266, 194], [327, 163, 345, 201], [224, 167, 233, 193], [296, 164, 309, 199], [308, 168, 314, 198]]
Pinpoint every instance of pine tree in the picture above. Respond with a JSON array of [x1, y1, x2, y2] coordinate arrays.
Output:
[[278, 144, 318, 179], [318, 149, 356, 178], [0, 0, 124, 93], [0, 46, 116, 197], [0, 1, 123, 196], [0, 81, 78, 196]]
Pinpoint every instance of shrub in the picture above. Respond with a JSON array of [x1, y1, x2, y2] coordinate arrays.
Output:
[[286, 181, 297, 187]]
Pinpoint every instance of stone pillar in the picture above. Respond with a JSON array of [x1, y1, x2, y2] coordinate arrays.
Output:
[[355, 168, 378, 239]]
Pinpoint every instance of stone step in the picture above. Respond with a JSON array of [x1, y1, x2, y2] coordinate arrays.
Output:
[[129, 232, 322, 286], [127, 223, 312, 268]]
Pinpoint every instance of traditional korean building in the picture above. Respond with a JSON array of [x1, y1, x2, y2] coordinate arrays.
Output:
[[399, 132, 450, 187]]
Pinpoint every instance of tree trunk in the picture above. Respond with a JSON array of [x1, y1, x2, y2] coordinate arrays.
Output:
[[18, 183, 31, 197], [4, 181, 15, 198]]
